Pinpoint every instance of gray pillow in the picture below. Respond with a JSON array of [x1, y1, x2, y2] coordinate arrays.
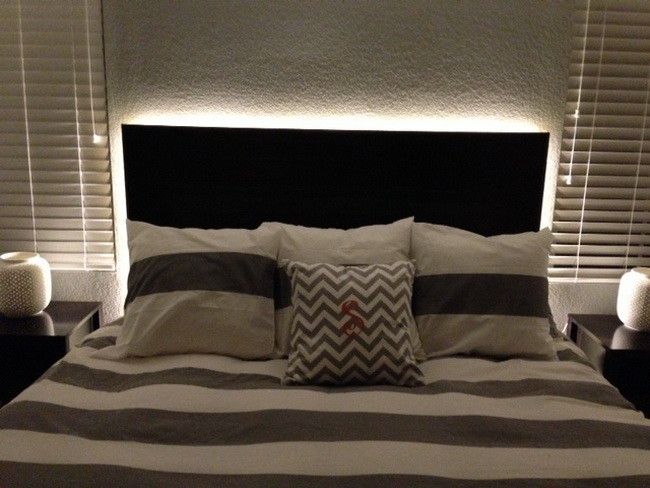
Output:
[[283, 260, 424, 386]]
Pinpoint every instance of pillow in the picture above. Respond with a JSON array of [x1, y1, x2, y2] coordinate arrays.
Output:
[[260, 217, 424, 359], [411, 223, 557, 360], [282, 261, 424, 386], [94, 220, 279, 360]]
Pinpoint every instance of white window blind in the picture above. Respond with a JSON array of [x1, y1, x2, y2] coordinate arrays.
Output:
[[551, 0, 650, 280], [0, 0, 114, 270]]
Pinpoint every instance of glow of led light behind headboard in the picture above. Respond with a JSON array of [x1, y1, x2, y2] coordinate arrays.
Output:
[[130, 111, 541, 133]]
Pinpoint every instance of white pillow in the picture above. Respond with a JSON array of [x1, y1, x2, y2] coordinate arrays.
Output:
[[411, 223, 557, 360], [260, 217, 424, 358], [94, 220, 280, 360]]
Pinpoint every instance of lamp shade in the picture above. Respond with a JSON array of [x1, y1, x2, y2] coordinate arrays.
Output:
[[617, 267, 650, 331], [0, 252, 51, 318]]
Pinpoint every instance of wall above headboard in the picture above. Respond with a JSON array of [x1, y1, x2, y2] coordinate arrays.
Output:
[[52, 1, 575, 326], [122, 125, 548, 236], [105, 0, 571, 232]]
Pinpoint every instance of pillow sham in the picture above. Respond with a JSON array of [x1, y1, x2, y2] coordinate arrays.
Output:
[[283, 260, 424, 386], [94, 220, 279, 360], [261, 217, 424, 359], [411, 223, 557, 360]]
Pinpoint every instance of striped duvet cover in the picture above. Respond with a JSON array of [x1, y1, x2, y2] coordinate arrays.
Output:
[[1, 325, 649, 487]]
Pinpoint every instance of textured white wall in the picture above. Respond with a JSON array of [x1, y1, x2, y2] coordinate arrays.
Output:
[[51, 271, 121, 325], [55, 0, 589, 324]]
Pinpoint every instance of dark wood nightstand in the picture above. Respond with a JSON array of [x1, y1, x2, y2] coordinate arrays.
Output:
[[0, 301, 101, 406], [568, 314, 650, 418]]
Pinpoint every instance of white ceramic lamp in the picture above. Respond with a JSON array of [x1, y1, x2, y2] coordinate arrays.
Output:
[[0, 252, 52, 318], [617, 267, 650, 331]]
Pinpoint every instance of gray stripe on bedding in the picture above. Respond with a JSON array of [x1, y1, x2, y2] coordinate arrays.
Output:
[[45, 362, 631, 408], [274, 266, 292, 309], [47, 362, 280, 392], [126, 252, 276, 305], [3, 402, 649, 448], [413, 274, 549, 317], [80, 336, 117, 349], [556, 348, 595, 368], [1, 464, 649, 488]]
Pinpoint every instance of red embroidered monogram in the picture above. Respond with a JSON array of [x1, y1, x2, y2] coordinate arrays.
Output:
[[341, 299, 365, 335]]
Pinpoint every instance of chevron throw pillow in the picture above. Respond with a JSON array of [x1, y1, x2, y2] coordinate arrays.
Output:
[[282, 261, 424, 386]]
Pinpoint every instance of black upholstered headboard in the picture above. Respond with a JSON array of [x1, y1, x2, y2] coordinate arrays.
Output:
[[122, 125, 548, 236]]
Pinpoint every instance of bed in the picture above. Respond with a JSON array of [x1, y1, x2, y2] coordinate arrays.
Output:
[[1, 126, 649, 486]]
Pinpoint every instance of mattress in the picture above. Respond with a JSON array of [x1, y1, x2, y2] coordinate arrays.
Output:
[[0, 325, 649, 486]]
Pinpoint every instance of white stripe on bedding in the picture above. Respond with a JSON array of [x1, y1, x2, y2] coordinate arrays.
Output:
[[419, 357, 607, 384], [1, 431, 649, 479], [14, 380, 645, 424], [70, 345, 608, 387]]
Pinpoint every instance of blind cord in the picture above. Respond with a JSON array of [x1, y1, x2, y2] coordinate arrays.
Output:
[[575, 8, 607, 281], [70, 0, 89, 271], [17, 0, 38, 254], [567, 0, 591, 186], [83, 0, 99, 144]]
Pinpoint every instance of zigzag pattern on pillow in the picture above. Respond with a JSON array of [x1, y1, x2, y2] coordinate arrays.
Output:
[[283, 261, 423, 386]]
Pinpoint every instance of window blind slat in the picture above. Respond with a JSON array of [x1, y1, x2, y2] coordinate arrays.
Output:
[[0, 0, 114, 270], [0, 108, 107, 122], [564, 115, 649, 127], [555, 209, 650, 222], [558, 163, 650, 176], [552, 243, 648, 256], [563, 139, 648, 152], [0, 241, 113, 253], [549, 268, 628, 279], [572, 28, 650, 41], [569, 63, 650, 77], [0, 146, 109, 160], [0, 134, 108, 146], [566, 101, 650, 115], [553, 232, 650, 244], [1, 229, 113, 242], [0, 194, 111, 207], [554, 221, 650, 233], [0, 157, 109, 172], [0, 217, 112, 231], [0, 206, 113, 219], [550, 256, 650, 267], [563, 128, 649, 140], [0, 182, 112, 196], [560, 150, 650, 164], [556, 197, 650, 211], [0, 170, 109, 183], [571, 54, 650, 67], [555, 175, 650, 188]]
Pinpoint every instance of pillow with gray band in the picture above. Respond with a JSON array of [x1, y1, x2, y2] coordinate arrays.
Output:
[[94, 220, 280, 360], [411, 223, 557, 360]]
